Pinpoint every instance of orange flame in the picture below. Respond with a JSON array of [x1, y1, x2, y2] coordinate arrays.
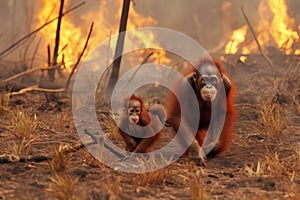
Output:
[[36, 0, 170, 70], [225, 0, 300, 58], [225, 26, 247, 54]]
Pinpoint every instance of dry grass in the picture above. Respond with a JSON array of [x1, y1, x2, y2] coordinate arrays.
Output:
[[190, 171, 210, 200], [48, 174, 79, 200], [0, 91, 10, 113], [131, 155, 172, 185], [49, 144, 69, 174], [245, 148, 300, 181], [10, 109, 38, 155], [245, 160, 266, 178], [55, 111, 72, 129], [263, 151, 287, 177], [48, 144, 79, 200], [257, 99, 288, 139]]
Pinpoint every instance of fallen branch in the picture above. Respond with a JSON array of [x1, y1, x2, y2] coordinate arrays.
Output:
[[65, 22, 94, 90], [10, 86, 65, 96], [0, 2, 86, 59], [0, 65, 60, 86], [241, 6, 274, 68]]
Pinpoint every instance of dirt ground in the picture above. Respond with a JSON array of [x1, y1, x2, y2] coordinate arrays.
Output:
[[0, 55, 300, 200]]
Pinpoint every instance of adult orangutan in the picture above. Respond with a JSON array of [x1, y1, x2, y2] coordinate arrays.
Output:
[[166, 58, 237, 158]]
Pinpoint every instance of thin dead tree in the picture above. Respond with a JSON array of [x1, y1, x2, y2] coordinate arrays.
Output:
[[48, 0, 65, 82], [105, 0, 131, 99]]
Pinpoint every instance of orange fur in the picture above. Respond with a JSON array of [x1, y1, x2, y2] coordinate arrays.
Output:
[[166, 58, 237, 157], [118, 94, 165, 153]]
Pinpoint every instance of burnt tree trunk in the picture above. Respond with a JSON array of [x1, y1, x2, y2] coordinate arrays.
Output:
[[106, 0, 131, 99], [49, 0, 65, 82]]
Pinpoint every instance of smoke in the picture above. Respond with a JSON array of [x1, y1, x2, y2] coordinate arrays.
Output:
[[134, 0, 262, 49], [110, 0, 299, 50], [0, 1, 38, 60], [0, 0, 299, 64]]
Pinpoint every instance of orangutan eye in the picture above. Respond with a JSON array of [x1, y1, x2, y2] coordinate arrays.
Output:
[[199, 77, 206, 85], [210, 77, 218, 85]]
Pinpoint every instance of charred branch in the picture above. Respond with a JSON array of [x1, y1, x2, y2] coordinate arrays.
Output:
[[48, 0, 65, 82]]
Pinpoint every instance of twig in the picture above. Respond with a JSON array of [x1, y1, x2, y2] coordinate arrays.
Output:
[[123, 52, 153, 88], [0, 2, 86, 59], [241, 6, 274, 68], [10, 86, 65, 96], [65, 22, 94, 90], [47, 44, 51, 66], [0, 65, 60, 85]]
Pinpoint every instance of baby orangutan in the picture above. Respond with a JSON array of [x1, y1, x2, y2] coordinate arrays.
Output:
[[117, 94, 166, 153]]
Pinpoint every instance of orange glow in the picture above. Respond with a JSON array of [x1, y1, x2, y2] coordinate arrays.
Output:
[[225, 25, 247, 54], [36, 0, 170, 70], [225, 0, 300, 57]]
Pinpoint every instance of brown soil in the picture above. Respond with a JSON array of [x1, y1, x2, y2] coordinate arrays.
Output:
[[0, 56, 300, 199]]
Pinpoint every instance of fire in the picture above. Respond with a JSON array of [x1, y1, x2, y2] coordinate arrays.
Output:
[[225, 0, 300, 58], [36, 0, 170, 70], [36, 1, 84, 67], [225, 25, 247, 54]]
